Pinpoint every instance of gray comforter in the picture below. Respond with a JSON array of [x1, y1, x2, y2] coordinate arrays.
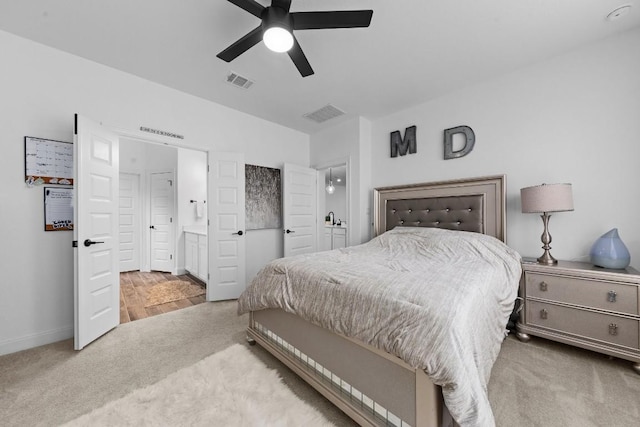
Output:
[[238, 227, 522, 426]]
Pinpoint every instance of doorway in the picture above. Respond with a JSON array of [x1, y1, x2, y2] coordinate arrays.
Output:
[[74, 115, 212, 349], [318, 163, 349, 251], [118, 137, 208, 323]]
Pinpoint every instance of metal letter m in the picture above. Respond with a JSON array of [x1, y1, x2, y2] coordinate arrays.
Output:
[[390, 125, 417, 158]]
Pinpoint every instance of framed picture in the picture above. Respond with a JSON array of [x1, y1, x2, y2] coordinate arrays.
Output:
[[245, 165, 282, 230], [44, 187, 74, 231]]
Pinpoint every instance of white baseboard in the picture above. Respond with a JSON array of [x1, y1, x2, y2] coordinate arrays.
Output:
[[0, 326, 73, 356]]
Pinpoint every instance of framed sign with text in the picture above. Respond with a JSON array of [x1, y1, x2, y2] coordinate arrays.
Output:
[[44, 187, 74, 231]]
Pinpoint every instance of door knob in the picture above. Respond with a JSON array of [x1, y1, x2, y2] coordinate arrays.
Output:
[[149, 225, 156, 229], [232, 230, 244, 236], [84, 239, 105, 247], [285, 229, 295, 234]]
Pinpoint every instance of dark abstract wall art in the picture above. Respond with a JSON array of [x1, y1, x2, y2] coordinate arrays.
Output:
[[245, 165, 282, 230]]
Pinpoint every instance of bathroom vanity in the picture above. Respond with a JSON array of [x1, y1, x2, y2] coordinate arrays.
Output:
[[324, 225, 347, 250], [183, 226, 207, 282]]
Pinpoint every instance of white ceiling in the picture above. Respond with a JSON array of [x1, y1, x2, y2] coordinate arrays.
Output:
[[0, 1, 638, 135]]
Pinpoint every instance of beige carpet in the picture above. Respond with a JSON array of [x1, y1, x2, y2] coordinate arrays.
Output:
[[63, 344, 334, 426], [2, 302, 639, 427], [144, 280, 205, 307]]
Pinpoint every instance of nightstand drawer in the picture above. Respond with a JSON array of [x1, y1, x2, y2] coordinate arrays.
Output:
[[525, 272, 638, 315], [527, 300, 639, 349]]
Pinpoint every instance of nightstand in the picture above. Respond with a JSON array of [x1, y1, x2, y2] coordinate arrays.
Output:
[[516, 259, 640, 374]]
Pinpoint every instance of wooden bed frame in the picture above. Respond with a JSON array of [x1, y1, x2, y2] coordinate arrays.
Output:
[[247, 175, 507, 427]]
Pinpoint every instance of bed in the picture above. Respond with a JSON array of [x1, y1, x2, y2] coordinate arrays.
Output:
[[237, 175, 522, 427]]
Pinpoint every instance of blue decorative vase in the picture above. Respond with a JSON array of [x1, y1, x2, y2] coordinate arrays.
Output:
[[589, 228, 631, 269]]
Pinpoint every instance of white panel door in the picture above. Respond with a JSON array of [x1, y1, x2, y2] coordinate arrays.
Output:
[[149, 171, 174, 272], [209, 152, 245, 301], [119, 172, 140, 272], [74, 114, 120, 350], [283, 163, 317, 257]]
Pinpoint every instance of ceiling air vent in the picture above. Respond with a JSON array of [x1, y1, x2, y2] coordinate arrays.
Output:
[[303, 104, 345, 124], [226, 71, 254, 89]]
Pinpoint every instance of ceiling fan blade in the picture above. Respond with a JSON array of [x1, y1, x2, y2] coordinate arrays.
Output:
[[271, 0, 292, 13], [217, 26, 263, 62], [288, 36, 314, 77], [226, 0, 265, 18], [292, 10, 373, 30]]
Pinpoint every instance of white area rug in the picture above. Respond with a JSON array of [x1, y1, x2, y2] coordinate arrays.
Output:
[[64, 344, 335, 426]]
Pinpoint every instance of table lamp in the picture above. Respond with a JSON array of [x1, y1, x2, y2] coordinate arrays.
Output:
[[521, 183, 574, 265]]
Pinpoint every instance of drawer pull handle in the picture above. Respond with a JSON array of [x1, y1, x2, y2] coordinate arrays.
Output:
[[539, 281, 548, 292], [609, 323, 618, 336], [607, 291, 617, 303], [540, 309, 548, 320]]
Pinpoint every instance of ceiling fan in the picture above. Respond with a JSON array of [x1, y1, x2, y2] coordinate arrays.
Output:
[[217, 0, 373, 77]]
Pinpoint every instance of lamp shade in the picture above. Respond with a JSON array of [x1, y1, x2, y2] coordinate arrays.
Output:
[[521, 183, 574, 213]]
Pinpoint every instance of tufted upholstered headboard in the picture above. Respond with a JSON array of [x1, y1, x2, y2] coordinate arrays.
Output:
[[373, 175, 507, 242]]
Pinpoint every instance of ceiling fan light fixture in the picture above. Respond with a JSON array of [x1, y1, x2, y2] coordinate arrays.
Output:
[[262, 6, 294, 53], [263, 26, 293, 52], [217, 1, 373, 77]]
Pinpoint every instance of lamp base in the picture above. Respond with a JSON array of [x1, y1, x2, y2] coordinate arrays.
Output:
[[537, 250, 558, 265], [537, 212, 558, 265]]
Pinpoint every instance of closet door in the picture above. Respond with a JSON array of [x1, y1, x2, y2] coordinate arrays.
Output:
[[283, 163, 317, 257], [119, 172, 140, 272], [149, 171, 174, 273], [208, 152, 246, 300]]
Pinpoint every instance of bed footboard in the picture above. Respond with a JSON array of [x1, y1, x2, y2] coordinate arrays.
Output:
[[249, 309, 456, 427]]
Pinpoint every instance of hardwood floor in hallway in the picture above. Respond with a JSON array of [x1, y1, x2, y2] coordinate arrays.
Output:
[[120, 271, 206, 324]]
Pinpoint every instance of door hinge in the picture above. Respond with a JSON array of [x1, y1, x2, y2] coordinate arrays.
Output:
[[72, 240, 78, 247], [170, 217, 173, 223], [170, 254, 173, 260], [168, 179, 173, 186]]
